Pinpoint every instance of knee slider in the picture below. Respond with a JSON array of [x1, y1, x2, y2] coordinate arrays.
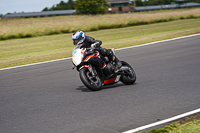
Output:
[[107, 49, 114, 56], [100, 48, 107, 56]]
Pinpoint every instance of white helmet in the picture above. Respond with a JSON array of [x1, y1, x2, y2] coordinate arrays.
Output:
[[72, 31, 85, 45]]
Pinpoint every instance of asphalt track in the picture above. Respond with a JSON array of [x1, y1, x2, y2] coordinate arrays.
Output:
[[1, 35, 200, 133]]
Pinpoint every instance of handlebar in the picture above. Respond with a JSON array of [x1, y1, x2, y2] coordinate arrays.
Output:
[[86, 47, 98, 51]]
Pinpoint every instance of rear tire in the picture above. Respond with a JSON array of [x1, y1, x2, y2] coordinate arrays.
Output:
[[120, 61, 136, 85], [79, 68, 102, 91]]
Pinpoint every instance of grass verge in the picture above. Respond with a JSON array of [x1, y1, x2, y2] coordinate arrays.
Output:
[[150, 113, 200, 133], [0, 8, 200, 40], [150, 120, 200, 133], [0, 18, 200, 69]]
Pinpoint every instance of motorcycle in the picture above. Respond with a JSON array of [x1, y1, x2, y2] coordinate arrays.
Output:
[[72, 45, 136, 91]]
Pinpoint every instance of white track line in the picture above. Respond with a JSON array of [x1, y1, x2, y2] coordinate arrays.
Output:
[[117, 33, 200, 51], [0, 57, 71, 71], [122, 108, 200, 133], [1, 33, 200, 71]]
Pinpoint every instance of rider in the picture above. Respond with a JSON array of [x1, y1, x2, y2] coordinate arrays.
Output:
[[72, 30, 122, 74]]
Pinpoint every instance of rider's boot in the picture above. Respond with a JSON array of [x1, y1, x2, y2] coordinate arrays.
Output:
[[106, 49, 122, 73], [112, 55, 122, 73]]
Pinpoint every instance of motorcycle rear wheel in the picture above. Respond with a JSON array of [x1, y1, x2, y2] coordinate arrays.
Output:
[[79, 68, 102, 91], [120, 61, 136, 85]]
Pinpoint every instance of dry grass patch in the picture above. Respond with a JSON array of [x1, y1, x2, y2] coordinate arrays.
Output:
[[1, 8, 200, 40]]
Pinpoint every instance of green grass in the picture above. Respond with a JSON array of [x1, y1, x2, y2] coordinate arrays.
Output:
[[150, 120, 200, 133], [170, 120, 200, 133], [1, 8, 200, 40], [0, 18, 200, 69]]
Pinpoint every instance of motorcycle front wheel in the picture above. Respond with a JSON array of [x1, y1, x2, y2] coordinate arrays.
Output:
[[79, 67, 102, 91]]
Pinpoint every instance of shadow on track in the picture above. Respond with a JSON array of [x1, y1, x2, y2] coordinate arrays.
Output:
[[76, 83, 126, 92]]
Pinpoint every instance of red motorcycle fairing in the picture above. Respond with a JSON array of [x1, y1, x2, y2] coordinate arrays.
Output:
[[104, 75, 121, 85], [83, 51, 100, 62]]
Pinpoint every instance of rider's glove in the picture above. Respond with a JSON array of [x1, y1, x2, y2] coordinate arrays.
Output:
[[91, 42, 99, 49]]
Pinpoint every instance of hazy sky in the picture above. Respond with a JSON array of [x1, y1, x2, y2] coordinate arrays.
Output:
[[0, 0, 66, 15]]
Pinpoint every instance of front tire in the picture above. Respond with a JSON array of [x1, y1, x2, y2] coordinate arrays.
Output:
[[120, 61, 136, 85], [79, 68, 102, 91]]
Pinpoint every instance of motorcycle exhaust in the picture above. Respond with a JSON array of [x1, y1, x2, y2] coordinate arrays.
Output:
[[119, 66, 130, 71], [115, 66, 130, 73]]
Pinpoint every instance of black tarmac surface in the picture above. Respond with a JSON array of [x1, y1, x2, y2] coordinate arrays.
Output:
[[1, 35, 200, 133]]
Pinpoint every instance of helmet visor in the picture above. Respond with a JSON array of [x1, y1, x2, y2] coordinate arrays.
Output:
[[73, 36, 82, 45]]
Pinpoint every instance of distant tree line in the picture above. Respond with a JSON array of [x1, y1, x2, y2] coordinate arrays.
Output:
[[42, 0, 109, 14], [41, 0, 200, 14], [42, 0, 75, 11], [1, 0, 199, 16], [75, 0, 109, 14]]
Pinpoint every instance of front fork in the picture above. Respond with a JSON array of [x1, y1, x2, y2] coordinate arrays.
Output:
[[88, 64, 96, 78], [88, 64, 105, 85]]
